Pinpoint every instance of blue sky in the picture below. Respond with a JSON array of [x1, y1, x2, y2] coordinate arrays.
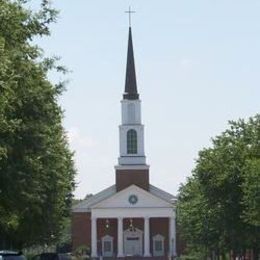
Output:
[[32, 0, 260, 199]]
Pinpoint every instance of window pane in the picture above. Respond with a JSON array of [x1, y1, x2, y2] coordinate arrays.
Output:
[[155, 241, 162, 251], [104, 241, 111, 252], [127, 129, 137, 154]]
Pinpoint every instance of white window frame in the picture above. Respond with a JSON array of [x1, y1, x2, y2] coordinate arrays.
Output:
[[102, 235, 113, 257], [127, 129, 138, 154], [152, 234, 165, 256]]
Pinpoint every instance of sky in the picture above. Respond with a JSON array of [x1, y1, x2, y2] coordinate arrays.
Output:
[[31, 0, 260, 199]]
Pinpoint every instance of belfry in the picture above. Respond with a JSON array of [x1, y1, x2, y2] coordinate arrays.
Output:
[[72, 23, 177, 259]]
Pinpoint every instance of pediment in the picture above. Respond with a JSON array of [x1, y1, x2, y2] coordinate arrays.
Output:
[[91, 185, 173, 209]]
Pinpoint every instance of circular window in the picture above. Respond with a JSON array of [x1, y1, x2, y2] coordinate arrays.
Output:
[[128, 194, 138, 205]]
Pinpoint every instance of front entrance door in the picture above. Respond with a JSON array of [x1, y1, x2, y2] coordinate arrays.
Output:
[[124, 228, 143, 256]]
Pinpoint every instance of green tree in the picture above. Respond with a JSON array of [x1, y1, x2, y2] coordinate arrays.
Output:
[[0, 0, 76, 249], [178, 115, 260, 259], [242, 159, 260, 227], [178, 178, 224, 259]]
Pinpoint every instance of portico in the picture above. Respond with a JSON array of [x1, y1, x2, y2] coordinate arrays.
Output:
[[89, 185, 176, 258], [90, 216, 176, 258]]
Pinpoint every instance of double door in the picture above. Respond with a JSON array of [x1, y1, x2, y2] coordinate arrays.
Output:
[[124, 229, 143, 256]]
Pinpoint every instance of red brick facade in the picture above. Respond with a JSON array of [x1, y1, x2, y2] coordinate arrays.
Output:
[[72, 212, 91, 251], [150, 218, 169, 255], [71, 165, 179, 257], [72, 215, 171, 257], [116, 169, 149, 191]]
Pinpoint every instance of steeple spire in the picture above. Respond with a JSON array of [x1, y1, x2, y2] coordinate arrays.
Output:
[[123, 27, 139, 100]]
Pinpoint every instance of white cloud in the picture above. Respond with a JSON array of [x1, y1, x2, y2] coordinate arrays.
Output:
[[67, 127, 97, 149]]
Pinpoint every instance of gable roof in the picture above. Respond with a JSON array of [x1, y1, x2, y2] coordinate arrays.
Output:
[[73, 185, 116, 212], [73, 183, 176, 213], [93, 185, 173, 209], [149, 184, 177, 203]]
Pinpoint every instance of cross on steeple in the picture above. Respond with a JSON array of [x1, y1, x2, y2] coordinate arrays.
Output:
[[125, 6, 135, 27]]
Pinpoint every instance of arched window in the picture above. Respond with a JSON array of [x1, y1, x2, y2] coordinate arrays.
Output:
[[127, 129, 137, 154]]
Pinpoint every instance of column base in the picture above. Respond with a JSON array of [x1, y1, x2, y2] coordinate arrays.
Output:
[[117, 254, 124, 258], [144, 253, 152, 257]]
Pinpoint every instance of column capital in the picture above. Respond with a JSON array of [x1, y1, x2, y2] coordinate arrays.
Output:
[[144, 216, 150, 220]]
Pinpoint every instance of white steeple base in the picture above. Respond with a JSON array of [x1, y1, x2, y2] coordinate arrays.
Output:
[[118, 156, 146, 165]]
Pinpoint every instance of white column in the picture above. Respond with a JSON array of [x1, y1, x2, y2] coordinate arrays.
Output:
[[91, 217, 97, 258], [117, 217, 124, 257], [144, 216, 151, 257], [169, 212, 176, 257]]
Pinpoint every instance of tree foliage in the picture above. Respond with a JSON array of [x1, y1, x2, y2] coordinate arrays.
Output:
[[177, 115, 260, 259], [0, 0, 75, 248]]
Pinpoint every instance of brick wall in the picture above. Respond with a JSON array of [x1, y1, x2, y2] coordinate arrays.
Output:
[[72, 212, 91, 251], [97, 218, 118, 255], [150, 218, 169, 255], [72, 215, 171, 257], [116, 169, 149, 191]]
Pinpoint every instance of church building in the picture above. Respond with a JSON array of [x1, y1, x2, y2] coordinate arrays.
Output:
[[72, 25, 177, 259]]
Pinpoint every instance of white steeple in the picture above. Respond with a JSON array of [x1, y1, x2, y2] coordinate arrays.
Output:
[[118, 27, 146, 166]]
